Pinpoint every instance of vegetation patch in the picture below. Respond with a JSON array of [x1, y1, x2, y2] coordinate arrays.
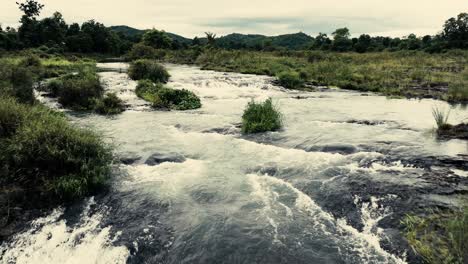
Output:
[[402, 208, 468, 264], [277, 70, 305, 89], [94, 93, 125, 115], [0, 97, 113, 200], [128, 59, 170, 83], [135, 79, 201, 110], [242, 98, 282, 134]]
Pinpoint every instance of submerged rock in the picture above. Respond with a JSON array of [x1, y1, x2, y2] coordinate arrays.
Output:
[[145, 153, 186, 166], [119, 152, 142, 165], [302, 144, 358, 155]]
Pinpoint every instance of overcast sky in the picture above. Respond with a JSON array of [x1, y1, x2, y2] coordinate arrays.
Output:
[[1, 0, 467, 38]]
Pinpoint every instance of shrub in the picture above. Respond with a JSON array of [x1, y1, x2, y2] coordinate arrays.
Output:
[[94, 93, 125, 115], [157, 88, 202, 110], [135, 79, 164, 102], [19, 54, 42, 68], [57, 68, 104, 110], [126, 43, 158, 60], [9, 66, 35, 104], [128, 59, 170, 83], [0, 97, 112, 200], [135, 80, 201, 110], [242, 98, 282, 134], [44, 78, 63, 96], [277, 71, 305, 89]]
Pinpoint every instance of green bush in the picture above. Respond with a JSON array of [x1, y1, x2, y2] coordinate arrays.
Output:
[[135, 80, 201, 110], [125, 43, 158, 60], [94, 93, 125, 115], [0, 97, 112, 200], [157, 87, 202, 110], [135, 79, 164, 102], [128, 59, 170, 83], [242, 98, 282, 134], [0, 62, 35, 104], [277, 71, 305, 89], [56, 68, 104, 110]]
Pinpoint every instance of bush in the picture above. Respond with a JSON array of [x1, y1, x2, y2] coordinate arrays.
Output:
[[135, 79, 164, 102], [277, 71, 305, 89], [135, 80, 201, 110], [0, 97, 112, 200], [125, 43, 158, 60], [56, 68, 104, 110], [157, 88, 202, 110], [0, 62, 35, 104], [128, 59, 170, 83], [242, 98, 282, 133], [94, 93, 125, 115]]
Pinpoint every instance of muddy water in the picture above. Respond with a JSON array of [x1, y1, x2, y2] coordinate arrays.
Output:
[[1, 63, 467, 264]]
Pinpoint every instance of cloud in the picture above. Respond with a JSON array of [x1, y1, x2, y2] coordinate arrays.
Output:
[[1, 0, 467, 37]]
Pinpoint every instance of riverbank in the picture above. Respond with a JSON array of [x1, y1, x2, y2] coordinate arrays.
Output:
[[130, 48, 468, 103]]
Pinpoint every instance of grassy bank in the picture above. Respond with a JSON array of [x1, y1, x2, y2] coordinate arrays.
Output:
[[0, 52, 116, 239], [402, 208, 468, 264], [133, 47, 468, 102]]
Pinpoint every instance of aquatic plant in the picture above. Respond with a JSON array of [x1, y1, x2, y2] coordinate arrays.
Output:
[[128, 59, 170, 83], [432, 106, 451, 129], [0, 97, 112, 200], [94, 93, 125, 115], [242, 98, 282, 134], [402, 207, 468, 264]]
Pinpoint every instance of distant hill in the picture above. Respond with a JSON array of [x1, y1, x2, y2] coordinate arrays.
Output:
[[210, 32, 313, 50], [109, 26, 314, 50], [109, 25, 191, 45]]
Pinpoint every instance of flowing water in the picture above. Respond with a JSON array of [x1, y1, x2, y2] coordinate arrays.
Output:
[[1, 63, 468, 264]]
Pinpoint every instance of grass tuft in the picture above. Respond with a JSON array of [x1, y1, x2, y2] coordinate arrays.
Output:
[[242, 98, 282, 134]]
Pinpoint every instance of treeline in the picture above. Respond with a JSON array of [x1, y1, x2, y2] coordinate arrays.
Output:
[[1, 0, 467, 54], [0, 0, 133, 54], [213, 13, 468, 53]]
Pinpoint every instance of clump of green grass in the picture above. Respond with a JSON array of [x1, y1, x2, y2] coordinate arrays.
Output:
[[432, 106, 451, 130], [447, 70, 468, 102], [135, 79, 164, 102], [242, 98, 282, 134], [402, 207, 468, 264], [128, 59, 170, 83], [156, 87, 202, 110], [94, 93, 125, 115], [0, 97, 112, 200], [135, 79, 201, 110], [277, 70, 305, 89], [45, 67, 104, 110]]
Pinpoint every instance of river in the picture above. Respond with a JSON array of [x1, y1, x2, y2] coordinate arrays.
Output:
[[1, 63, 467, 264]]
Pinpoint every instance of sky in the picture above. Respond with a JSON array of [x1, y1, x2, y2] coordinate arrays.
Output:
[[1, 0, 467, 38]]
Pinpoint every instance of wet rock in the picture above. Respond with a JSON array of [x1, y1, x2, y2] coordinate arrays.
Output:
[[436, 123, 468, 140], [119, 152, 142, 165], [145, 153, 186, 166], [303, 144, 358, 155], [346, 119, 385, 126]]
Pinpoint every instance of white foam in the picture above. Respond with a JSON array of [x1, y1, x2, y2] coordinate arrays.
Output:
[[0, 198, 129, 264]]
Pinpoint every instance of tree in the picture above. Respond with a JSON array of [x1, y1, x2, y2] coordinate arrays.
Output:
[[17, 0, 44, 47], [142, 29, 172, 49], [312, 33, 331, 50], [331, 28, 352, 51], [442, 13, 468, 49], [354, 34, 372, 53], [205, 32, 217, 47], [39, 12, 67, 45], [16, 0, 44, 18]]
